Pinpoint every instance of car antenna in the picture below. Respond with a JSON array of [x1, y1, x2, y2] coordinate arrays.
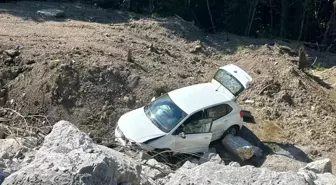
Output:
[[215, 84, 221, 91]]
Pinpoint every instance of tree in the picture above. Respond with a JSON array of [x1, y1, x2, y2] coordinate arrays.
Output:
[[245, 0, 259, 36], [280, 0, 288, 38], [298, 0, 308, 40], [322, 0, 336, 46], [206, 0, 216, 32], [104, 0, 335, 50], [269, 0, 273, 35]]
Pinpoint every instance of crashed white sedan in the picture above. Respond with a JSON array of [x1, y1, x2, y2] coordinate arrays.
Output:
[[115, 64, 252, 154]]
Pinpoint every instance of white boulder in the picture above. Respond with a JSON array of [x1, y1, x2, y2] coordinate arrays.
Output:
[[165, 162, 307, 185], [315, 173, 336, 185], [3, 121, 142, 185], [302, 158, 332, 174]]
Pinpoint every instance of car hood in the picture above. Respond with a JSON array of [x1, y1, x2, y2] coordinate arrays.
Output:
[[117, 107, 166, 143]]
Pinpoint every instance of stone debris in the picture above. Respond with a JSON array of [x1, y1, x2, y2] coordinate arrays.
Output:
[[199, 152, 222, 164], [4, 50, 20, 58], [301, 158, 332, 174], [142, 159, 171, 180], [0, 121, 335, 185]]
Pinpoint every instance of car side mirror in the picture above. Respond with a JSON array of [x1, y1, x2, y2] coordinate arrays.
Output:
[[178, 132, 186, 139]]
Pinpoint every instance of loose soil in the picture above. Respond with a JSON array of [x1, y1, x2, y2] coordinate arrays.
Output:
[[1, 1, 336, 171]]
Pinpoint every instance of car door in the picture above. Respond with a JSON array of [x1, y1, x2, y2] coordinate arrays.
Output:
[[205, 104, 233, 140], [173, 111, 213, 153]]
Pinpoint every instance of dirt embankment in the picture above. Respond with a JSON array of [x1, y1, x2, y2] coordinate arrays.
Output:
[[1, 1, 336, 168]]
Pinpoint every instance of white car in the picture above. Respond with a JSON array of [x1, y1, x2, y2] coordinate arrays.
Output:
[[115, 64, 252, 154]]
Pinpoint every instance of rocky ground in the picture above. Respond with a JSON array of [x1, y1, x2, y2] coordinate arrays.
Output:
[[1, 0, 336, 180], [1, 121, 336, 185]]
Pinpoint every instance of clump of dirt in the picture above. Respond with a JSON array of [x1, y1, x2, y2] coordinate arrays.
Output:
[[0, 49, 139, 142], [0, 1, 336, 167]]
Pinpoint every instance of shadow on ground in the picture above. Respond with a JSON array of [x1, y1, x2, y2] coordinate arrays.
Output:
[[148, 123, 313, 170], [209, 125, 312, 167], [304, 71, 333, 89]]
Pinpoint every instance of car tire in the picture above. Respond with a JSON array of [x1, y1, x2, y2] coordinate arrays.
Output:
[[221, 125, 240, 139]]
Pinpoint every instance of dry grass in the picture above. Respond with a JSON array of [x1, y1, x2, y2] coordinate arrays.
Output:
[[0, 108, 51, 144]]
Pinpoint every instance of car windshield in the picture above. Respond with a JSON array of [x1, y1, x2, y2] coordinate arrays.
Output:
[[214, 69, 244, 96], [144, 95, 187, 133]]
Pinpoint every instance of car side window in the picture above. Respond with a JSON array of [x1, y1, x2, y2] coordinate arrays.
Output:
[[176, 111, 213, 134], [205, 104, 233, 120], [183, 111, 204, 125]]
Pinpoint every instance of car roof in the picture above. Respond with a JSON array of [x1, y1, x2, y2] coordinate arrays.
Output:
[[168, 83, 232, 114]]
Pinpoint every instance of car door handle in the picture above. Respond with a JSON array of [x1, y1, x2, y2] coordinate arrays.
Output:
[[204, 137, 209, 139]]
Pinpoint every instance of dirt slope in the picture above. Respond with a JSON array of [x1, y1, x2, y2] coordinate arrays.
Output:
[[1, 1, 336, 169]]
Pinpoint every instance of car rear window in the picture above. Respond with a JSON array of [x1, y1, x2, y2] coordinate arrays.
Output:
[[214, 69, 244, 96], [206, 104, 233, 120]]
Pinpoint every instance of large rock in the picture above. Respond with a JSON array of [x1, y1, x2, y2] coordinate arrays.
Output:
[[302, 158, 332, 174], [298, 169, 336, 185], [165, 162, 307, 185], [221, 135, 254, 161], [315, 173, 336, 185], [3, 121, 141, 185]]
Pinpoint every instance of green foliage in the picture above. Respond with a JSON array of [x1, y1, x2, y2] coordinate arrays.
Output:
[[314, 62, 326, 71], [237, 44, 245, 51]]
